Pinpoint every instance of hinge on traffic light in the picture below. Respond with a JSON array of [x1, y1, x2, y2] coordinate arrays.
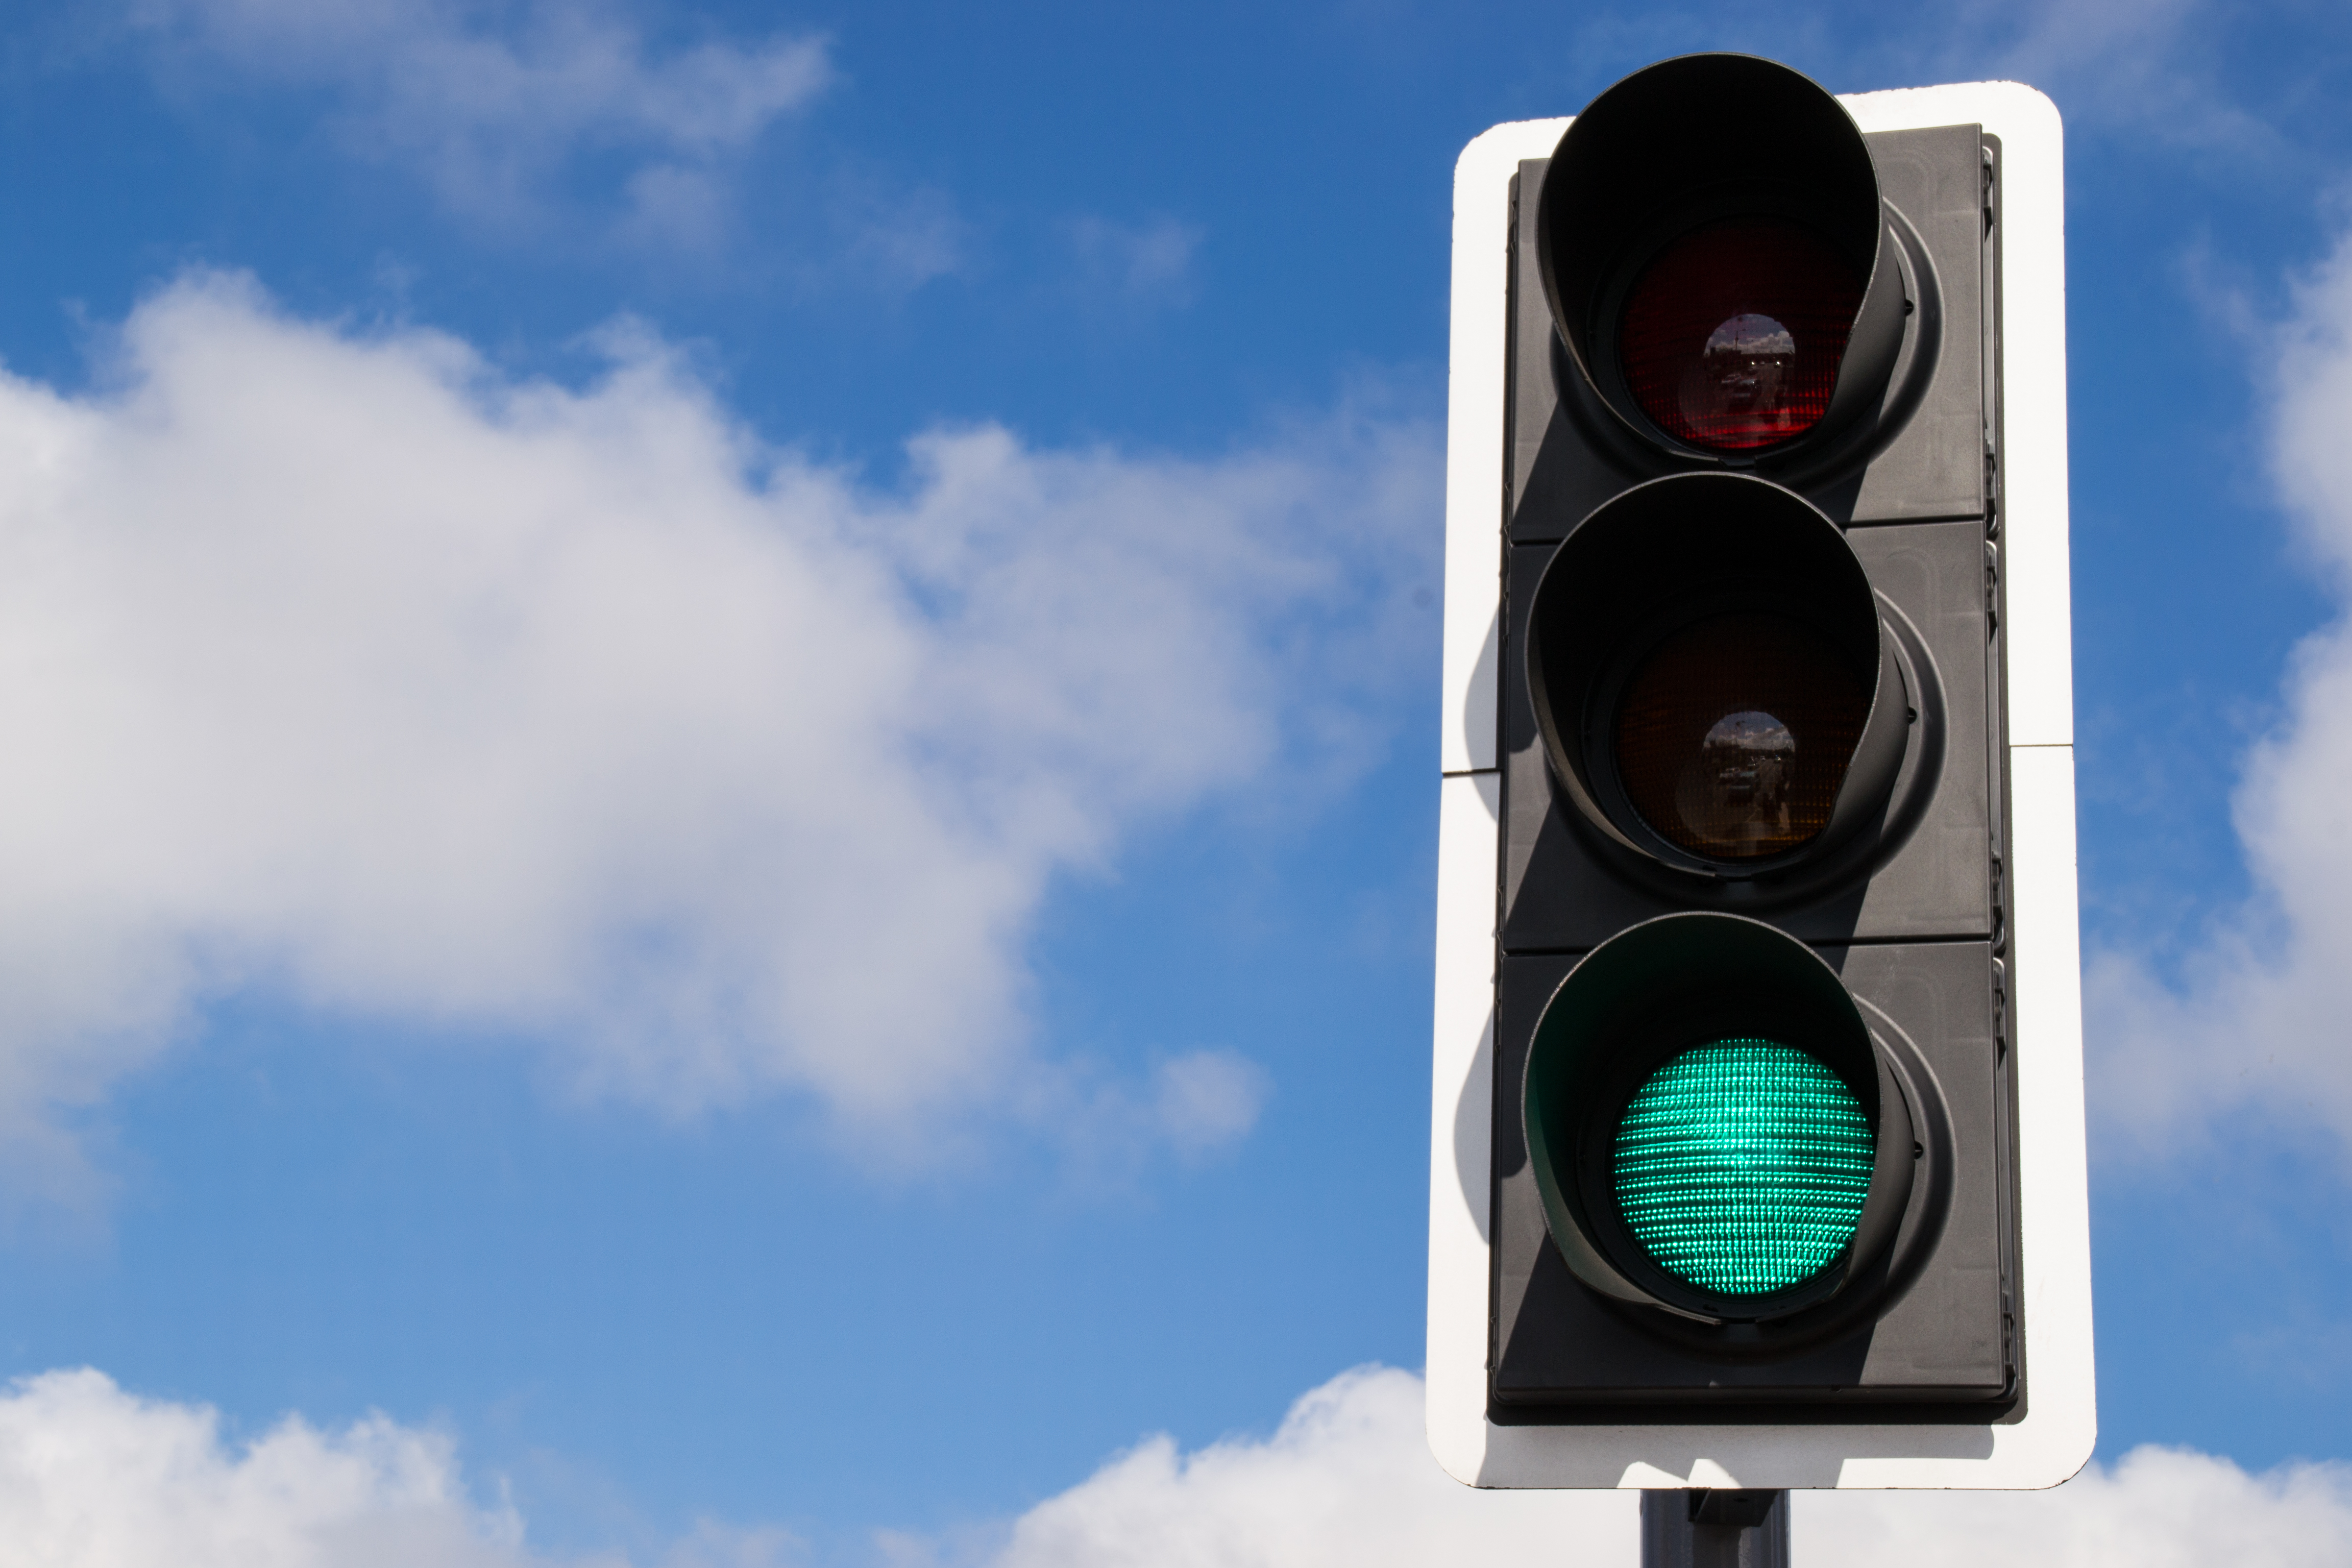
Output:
[[1990, 850, 2006, 957], [1986, 438, 2001, 538], [1982, 144, 1996, 235], [1984, 540, 2000, 630], [1992, 955, 2008, 1060]]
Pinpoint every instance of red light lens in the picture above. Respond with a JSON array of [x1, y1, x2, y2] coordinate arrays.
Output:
[[1616, 218, 1865, 452]]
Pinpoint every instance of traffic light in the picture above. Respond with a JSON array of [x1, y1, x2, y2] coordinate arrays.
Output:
[[1426, 58, 2094, 1490]]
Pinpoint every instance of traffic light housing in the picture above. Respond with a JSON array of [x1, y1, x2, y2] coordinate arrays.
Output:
[[1427, 59, 2093, 1488]]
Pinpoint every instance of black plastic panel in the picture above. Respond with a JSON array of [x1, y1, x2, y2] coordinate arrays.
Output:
[[1499, 519, 1994, 951], [1490, 941, 2015, 1417], [1479, 113, 2023, 1429], [1506, 123, 1987, 546]]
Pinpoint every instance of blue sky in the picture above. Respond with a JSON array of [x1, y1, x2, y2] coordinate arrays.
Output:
[[0, 2, 2346, 1564]]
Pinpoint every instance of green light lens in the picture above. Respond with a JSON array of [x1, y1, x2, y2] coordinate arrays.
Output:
[[1611, 1037, 1874, 1296]]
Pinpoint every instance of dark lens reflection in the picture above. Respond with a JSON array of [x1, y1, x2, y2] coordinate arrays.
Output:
[[1617, 218, 1864, 452], [1702, 312, 1796, 423], [1613, 613, 1869, 860]]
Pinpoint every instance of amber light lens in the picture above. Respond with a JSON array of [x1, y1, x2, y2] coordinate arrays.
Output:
[[1617, 218, 1865, 452], [1613, 612, 1869, 860]]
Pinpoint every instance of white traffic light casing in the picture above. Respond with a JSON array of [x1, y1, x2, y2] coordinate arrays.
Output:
[[1425, 68, 2091, 1489]]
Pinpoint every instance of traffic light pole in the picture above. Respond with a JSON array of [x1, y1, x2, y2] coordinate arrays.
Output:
[[1639, 1490, 1790, 1568]]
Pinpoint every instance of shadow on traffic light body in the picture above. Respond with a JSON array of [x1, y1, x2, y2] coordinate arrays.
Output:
[[1491, 53, 2016, 1416]]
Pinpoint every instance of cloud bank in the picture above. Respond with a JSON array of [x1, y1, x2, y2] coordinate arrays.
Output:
[[0, 1369, 541, 1568], [2088, 220, 2352, 1158], [0, 272, 1433, 1173], [19, 1362, 2327, 1568], [974, 1366, 2352, 1568]]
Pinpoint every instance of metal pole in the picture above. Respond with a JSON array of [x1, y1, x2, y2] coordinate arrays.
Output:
[[1639, 1489, 1790, 1568]]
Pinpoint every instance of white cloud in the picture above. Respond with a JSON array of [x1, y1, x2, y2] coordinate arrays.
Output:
[[657, 1521, 797, 1568], [0, 271, 1435, 1173], [826, 180, 968, 293], [127, 0, 830, 223], [1146, 1050, 1270, 1158], [1066, 217, 1204, 305], [1036, 1045, 1278, 1182], [1808, 1444, 2352, 1567], [982, 1367, 1629, 1568], [10, 1362, 2352, 1568], [947, 1364, 2352, 1568], [1958, 0, 2280, 156], [2088, 220, 2352, 1158], [0, 1368, 548, 1568]]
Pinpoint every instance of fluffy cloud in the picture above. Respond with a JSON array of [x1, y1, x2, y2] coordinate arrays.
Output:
[[0, 1369, 544, 1568], [2087, 222, 2352, 1157], [8, 1362, 2350, 1568], [1967, 0, 2278, 155], [971, 1365, 2352, 1568], [126, 0, 829, 221], [0, 271, 1434, 1170], [982, 1367, 1627, 1568], [1808, 1447, 2352, 1567]]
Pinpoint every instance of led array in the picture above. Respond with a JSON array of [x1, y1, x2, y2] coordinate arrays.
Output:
[[1611, 1038, 1874, 1295]]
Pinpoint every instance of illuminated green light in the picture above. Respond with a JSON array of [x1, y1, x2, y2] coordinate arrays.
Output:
[[1611, 1038, 1873, 1296]]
